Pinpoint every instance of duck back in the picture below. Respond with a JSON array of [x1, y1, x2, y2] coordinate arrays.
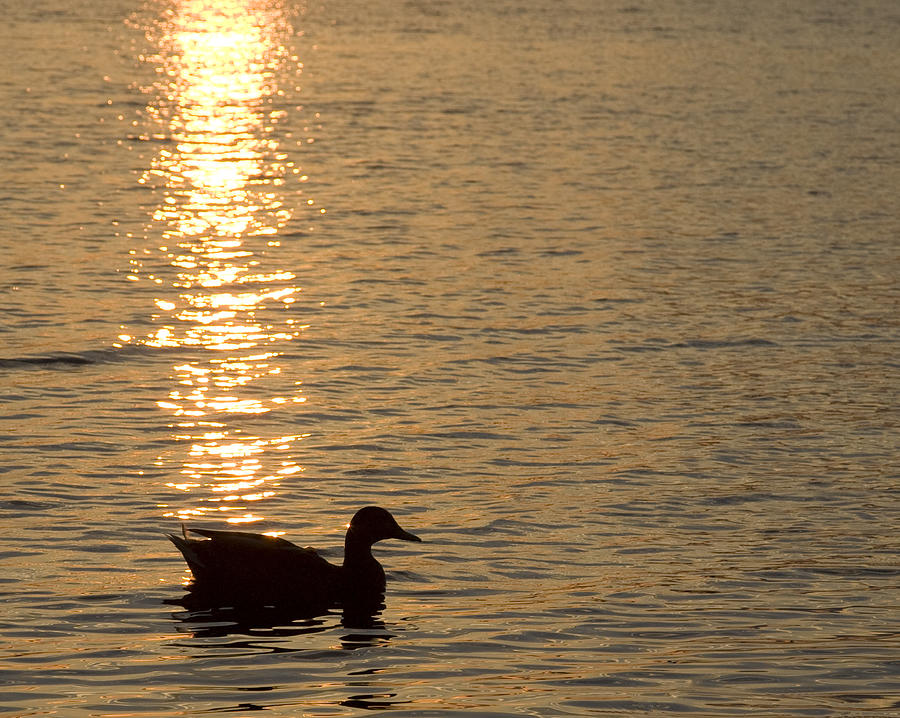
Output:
[[168, 527, 339, 609]]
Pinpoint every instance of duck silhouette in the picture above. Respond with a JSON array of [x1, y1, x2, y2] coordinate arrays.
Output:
[[167, 506, 421, 617]]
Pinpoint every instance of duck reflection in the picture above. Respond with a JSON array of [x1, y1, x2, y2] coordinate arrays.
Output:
[[170, 606, 398, 650], [171, 607, 331, 642], [341, 693, 411, 710], [167, 507, 420, 629]]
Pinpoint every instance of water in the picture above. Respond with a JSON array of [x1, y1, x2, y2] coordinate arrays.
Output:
[[1, 0, 898, 715]]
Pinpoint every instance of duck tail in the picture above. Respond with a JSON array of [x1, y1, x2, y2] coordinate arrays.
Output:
[[166, 527, 207, 572]]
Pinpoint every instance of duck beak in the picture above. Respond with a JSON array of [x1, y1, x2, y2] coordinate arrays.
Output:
[[395, 527, 422, 542]]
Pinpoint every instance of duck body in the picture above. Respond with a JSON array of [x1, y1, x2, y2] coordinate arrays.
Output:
[[167, 506, 420, 614]]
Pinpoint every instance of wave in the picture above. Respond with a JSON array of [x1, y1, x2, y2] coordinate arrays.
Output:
[[0, 343, 180, 370]]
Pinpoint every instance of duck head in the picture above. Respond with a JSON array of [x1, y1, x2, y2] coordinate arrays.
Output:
[[347, 506, 421, 546]]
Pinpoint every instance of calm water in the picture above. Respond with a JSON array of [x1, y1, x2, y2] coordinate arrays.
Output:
[[1, 0, 899, 715]]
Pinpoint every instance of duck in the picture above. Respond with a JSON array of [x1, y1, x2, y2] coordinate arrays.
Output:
[[167, 506, 421, 614]]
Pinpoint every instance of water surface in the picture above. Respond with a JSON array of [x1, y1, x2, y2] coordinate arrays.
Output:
[[1, 0, 898, 715]]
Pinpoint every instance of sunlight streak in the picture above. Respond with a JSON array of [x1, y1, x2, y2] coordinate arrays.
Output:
[[122, 0, 312, 522]]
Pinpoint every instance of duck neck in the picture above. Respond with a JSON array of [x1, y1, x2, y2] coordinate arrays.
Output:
[[341, 529, 387, 601], [343, 531, 376, 569]]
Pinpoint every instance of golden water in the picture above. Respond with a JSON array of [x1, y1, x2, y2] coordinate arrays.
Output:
[[1, 0, 898, 715]]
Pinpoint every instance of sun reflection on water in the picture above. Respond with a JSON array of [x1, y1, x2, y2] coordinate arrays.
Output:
[[121, 0, 313, 523]]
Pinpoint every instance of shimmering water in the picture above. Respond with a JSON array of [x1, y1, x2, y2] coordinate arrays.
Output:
[[1, 0, 899, 715]]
